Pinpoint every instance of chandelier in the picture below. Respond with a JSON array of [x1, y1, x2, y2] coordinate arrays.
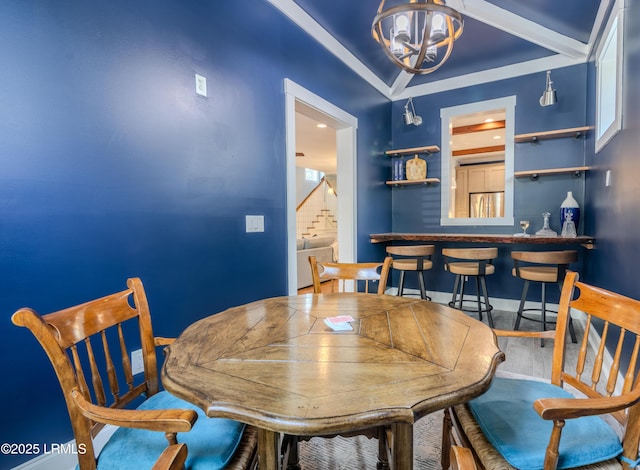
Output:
[[372, 0, 464, 75]]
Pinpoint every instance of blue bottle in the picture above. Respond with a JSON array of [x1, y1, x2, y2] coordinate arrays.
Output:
[[560, 191, 580, 232]]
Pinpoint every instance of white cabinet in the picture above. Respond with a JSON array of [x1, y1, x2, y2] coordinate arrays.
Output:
[[455, 163, 505, 217], [467, 163, 504, 193]]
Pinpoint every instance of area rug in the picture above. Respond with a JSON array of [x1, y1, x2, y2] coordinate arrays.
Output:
[[297, 410, 443, 469]]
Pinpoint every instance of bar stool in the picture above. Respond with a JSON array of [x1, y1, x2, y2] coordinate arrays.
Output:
[[443, 247, 498, 327], [511, 250, 578, 346], [386, 245, 435, 300]]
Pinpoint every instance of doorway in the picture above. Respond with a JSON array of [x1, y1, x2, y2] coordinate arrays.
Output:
[[284, 79, 358, 295]]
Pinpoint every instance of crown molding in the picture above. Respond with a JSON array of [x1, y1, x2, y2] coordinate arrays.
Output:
[[449, 0, 588, 59], [394, 54, 585, 100]]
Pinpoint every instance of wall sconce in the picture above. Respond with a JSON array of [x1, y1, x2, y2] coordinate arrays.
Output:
[[539, 70, 557, 107], [403, 97, 423, 126]]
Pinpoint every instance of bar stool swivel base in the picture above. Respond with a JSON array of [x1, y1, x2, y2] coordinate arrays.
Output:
[[443, 248, 498, 329], [511, 250, 579, 347], [514, 280, 578, 347], [449, 274, 495, 328]]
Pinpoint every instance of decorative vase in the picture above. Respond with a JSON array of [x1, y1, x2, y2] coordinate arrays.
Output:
[[560, 191, 580, 234]]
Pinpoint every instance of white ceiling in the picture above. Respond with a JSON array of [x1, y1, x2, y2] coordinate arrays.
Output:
[[295, 109, 337, 175]]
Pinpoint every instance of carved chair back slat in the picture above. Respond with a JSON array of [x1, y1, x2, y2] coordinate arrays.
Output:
[[117, 323, 135, 394], [101, 330, 120, 403]]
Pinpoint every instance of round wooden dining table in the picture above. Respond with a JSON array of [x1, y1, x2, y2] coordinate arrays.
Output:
[[162, 293, 504, 470]]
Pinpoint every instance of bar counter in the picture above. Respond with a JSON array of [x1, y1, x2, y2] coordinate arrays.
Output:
[[370, 233, 595, 249]]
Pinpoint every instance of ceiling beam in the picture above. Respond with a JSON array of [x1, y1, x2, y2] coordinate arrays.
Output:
[[453, 120, 506, 135], [448, 0, 588, 59], [453, 145, 505, 157], [266, 0, 392, 99], [390, 70, 416, 97]]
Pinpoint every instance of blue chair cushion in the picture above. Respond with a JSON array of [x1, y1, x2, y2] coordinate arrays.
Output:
[[468, 377, 622, 470], [95, 391, 246, 470]]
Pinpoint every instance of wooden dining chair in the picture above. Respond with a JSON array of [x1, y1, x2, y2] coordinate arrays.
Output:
[[12, 278, 257, 470], [283, 256, 394, 470], [309, 255, 392, 294], [442, 271, 640, 470]]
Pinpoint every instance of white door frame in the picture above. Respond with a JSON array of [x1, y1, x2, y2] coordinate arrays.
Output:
[[284, 79, 358, 295]]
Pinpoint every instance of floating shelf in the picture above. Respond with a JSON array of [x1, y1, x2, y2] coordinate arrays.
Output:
[[386, 178, 440, 186], [515, 166, 591, 180], [514, 126, 593, 143], [385, 145, 440, 156]]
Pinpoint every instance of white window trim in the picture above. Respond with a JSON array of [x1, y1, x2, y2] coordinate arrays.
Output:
[[595, 0, 624, 153], [440, 96, 516, 227]]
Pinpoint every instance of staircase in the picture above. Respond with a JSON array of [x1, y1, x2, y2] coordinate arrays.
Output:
[[297, 177, 338, 239], [302, 209, 336, 237]]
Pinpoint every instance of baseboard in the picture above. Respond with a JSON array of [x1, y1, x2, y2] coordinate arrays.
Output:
[[385, 287, 560, 315]]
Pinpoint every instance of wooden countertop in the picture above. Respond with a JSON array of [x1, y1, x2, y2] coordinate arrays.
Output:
[[370, 232, 595, 248]]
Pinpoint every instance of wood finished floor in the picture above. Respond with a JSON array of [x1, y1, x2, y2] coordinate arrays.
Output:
[[297, 281, 337, 295], [296, 285, 591, 381]]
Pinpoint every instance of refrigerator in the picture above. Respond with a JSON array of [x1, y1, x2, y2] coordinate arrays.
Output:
[[470, 192, 504, 218]]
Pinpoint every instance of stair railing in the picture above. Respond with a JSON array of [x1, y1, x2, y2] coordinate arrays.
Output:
[[296, 177, 338, 239]]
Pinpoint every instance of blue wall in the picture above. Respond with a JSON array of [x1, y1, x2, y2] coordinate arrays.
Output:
[[389, 65, 589, 299], [584, 0, 640, 297], [3, 1, 639, 467], [0, 1, 391, 467]]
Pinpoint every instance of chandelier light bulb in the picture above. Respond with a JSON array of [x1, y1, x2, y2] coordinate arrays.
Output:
[[394, 13, 411, 42], [391, 29, 404, 56], [430, 13, 446, 43], [425, 45, 437, 62]]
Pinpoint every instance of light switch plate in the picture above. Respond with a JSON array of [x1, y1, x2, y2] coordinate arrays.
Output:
[[131, 349, 143, 375], [195, 73, 207, 97], [605, 169, 612, 187], [245, 215, 264, 233]]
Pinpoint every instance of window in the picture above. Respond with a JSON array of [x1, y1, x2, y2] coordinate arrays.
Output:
[[595, 0, 624, 152], [440, 96, 516, 226], [305, 168, 320, 182]]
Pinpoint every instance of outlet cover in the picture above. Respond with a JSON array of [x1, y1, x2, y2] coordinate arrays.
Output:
[[131, 349, 144, 375]]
